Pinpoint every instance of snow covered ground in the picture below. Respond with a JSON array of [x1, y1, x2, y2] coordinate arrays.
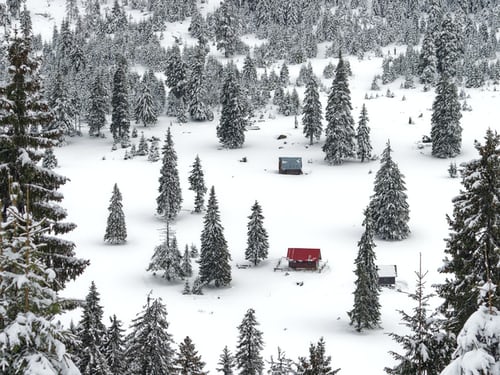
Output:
[[24, 0, 499, 373]]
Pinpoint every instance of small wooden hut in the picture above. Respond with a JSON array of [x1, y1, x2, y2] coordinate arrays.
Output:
[[279, 157, 303, 175], [287, 248, 321, 270]]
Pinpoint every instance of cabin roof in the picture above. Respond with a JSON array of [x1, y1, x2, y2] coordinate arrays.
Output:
[[287, 248, 321, 262], [279, 157, 302, 170], [377, 265, 397, 278]]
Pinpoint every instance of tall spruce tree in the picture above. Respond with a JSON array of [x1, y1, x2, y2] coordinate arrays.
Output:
[[188, 38, 213, 121], [175, 336, 208, 375], [188, 154, 207, 213], [217, 63, 247, 149], [104, 183, 127, 245], [87, 71, 107, 137], [0, 187, 80, 374], [296, 337, 340, 375], [430, 74, 462, 158], [356, 103, 372, 162], [436, 129, 500, 335], [125, 295, 176, 374], [77, 281, 112, 375], [323, 52, 356, 165], [217, 346, 236, 375], [435, 13, 461, 80], [302, 74, 322, 145], [235, 308, 265, 375], [369, 141, 410, 240], [110, 61, 131, 143], [103, 315, 127, 375], [156, 127, 183, 220], [348, 207, 381, 332], [0, 29, 88, 290], [134, 83, 158, 127], [385, 256, 454, 375], [245, 200, 269, 266], [199, 186, 232, 287], [215, 0, 240, 57]]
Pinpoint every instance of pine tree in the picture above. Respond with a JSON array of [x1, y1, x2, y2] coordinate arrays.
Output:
[[435, 13, 461, 79], [296, 337, 340, 375], [42, 147, 58, 169], [217, 63, 247, 149], [215, 0, 240, 57], [188, 155, 207, 213], [348, 207, 381, 332], [436, 129, 500, 335], [302, 74, 322, 145], [440, 305, 500, 375], [104, 183, 127, 245], [103, 315, 127, 375], [164, 45, 188, 113], [356, 104, 372, 162], [0, 30, 88, 290], [369, 141, 410, 240], [419, 31, 437, 87], [77, 281, 112, 375], [385, 256, 454, 375], [323, 52, 356, 165], [188, 38, 213, 121], [0, 187, 80, 374], [87, 71, 108, 137], [199, 186, 232, 287], [175, 336, 208, 375], [267, 347, 295, 375], [181, 244, 193, 278], [245, 200, 269, 266], [110, 61, 131, 143], [125, 295, 177, 374], [431, 74, 462, 158], [148, 138, 160, 162], [156, 127, 183, 220], [217, 346, 236, 375], [136, 131, 149, 156], [147, 221, 184, 281], [134, 83, 158, 127], [235, 308, 265, 375]]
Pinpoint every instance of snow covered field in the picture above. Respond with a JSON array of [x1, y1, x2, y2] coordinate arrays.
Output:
[[24, 0, 498, 373]]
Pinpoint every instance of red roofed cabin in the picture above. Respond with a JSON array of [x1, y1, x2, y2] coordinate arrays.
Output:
[[287, 248, 321, 270]]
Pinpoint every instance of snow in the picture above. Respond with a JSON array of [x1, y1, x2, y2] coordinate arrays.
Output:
[[15, 0, 500, 373]]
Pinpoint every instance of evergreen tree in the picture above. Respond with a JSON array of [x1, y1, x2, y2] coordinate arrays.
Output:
[[217, 63, 247, 149], [87, 71, 108, 137], [156, 127, 183, 220], [148, 138, 160, 162], [419, 31, 437, 87], [110, 61, 131, 143], [104, 183, 127, 245], [147, 221, 184, 281], [235, 308, 265, 375], [245, 200, 269, 266], [323, 52, 356, 165], [302, 74, 322, 145], [188, 38, 213, 121], [42, 147, 58, 169], [385, 256, 454, 375], [134, 83, 158, 127], [267, 347, 295, 375], [126, 295, 177, 374], [0, 188, 80, 374], [356, 104, 372, 162], [188, 154, 207, 213], [296, 337, 340, 375], [436, 129, 500, 335], [175, 336, 208, 375], [435, 13, 461, 79], [431, 74, 462, 158], [440, 305, 500, 375], [0, 30, 88, 290], [77, 281, 112, 375], [348, 207, 381, 332], [215, 0, 240, 57], [217, 346, 236, 375], [198, 186, 232, 287], [136, 131, 149, 156], [164, 45, 188, 122], [103, 315, 127, 375], [181, 244, 193, 278], [369, 141, 410, 240]]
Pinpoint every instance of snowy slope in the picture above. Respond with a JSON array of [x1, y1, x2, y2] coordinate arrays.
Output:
[[21, 0, 499, 373]]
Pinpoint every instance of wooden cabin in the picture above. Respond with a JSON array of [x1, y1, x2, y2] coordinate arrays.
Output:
[[377, 265, 397, 286], [279, 157, 303, 175], [287, 248, 321, 270]]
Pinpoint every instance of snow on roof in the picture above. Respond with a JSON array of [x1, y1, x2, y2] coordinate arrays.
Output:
[[377, 265, 397, 277], [287, 248, 321, 261], [279, 157, 302, 170]]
